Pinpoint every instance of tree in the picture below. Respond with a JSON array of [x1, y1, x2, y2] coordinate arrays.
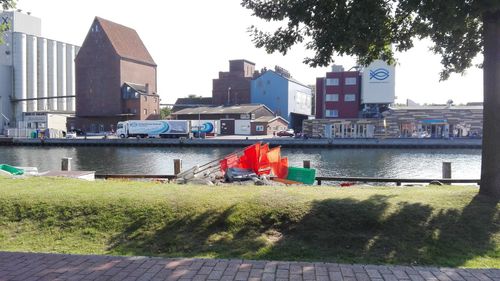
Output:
[[0, 0, 16, 44], [160, 106, 172, 119], [242, 0, 500, 199]]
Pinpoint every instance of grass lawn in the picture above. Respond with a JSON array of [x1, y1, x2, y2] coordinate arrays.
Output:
[[0, 176, 498, 268]]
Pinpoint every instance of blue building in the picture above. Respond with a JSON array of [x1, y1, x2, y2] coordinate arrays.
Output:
[[251, 67, 312, 132]]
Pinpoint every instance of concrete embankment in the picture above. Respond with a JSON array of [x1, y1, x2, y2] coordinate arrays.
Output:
[[1, 137, 482, 148]]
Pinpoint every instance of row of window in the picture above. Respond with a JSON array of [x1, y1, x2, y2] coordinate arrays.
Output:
[[143, 96, 158, 103], [127, 108, 158, 116], [326, 77, 357, 86], [325, 94, 356, 102]]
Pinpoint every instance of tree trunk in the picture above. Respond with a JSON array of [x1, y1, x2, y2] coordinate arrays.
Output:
[[480, 11, 500, 200]]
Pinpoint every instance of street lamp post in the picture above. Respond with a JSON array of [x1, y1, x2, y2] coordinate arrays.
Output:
[[227, 87, 231, 105]]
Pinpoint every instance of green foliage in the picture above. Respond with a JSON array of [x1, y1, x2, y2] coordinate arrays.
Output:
[[0, 0, 14, 10], [0, 0, 15, 45], [0, 177, 498, 267], [241, 0, 500, 80], [160, 107, 171, 119]]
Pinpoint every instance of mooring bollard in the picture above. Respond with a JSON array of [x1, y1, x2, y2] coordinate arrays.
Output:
[[61, 157, 72, 171], [174, 159, 182, 176], [303, 160, 311, 169], [442, 162, 452, 179]]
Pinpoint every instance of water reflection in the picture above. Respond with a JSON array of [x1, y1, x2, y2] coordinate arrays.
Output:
[[0, 146, 481, 179]]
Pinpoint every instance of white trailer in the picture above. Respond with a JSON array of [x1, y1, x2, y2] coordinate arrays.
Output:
[[116, 120, 189, 138]]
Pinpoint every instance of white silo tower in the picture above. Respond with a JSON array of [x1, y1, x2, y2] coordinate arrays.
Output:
[[47, 39, 58, 111], [56, 42, 66, 111], [37, 37, 48, 111], [13, 32, 27, 120], [26, 35, 38, 112]]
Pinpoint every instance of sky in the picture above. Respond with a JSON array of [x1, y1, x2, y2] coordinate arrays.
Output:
[[15, 0, 484, 105]]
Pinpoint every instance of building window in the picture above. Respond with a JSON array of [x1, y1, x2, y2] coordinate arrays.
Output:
[[345, 94, 356, 102], [326, 110, 339, 117], [256, 125, 264, 132], [345, 77, 357, 85], [144, 109, 147, 115], [154, 97, 157, 103], [144, 96, 147, 102], [326, 78, 339, 86], [326, 94, 339, 102], [154, 109, 157, 115]]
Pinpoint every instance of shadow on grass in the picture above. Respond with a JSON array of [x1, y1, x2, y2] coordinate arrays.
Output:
[[108, 194, 498, 267]]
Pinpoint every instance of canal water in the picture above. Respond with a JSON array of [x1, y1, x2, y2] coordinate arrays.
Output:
[[0, 146, 481, 179]]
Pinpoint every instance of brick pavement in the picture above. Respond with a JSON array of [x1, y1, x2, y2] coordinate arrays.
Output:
[[0, 252, 498, 281]]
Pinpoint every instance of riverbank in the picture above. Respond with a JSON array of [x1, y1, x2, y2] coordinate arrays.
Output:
[[0, 176, 497, 268], [0, 137, 482, 148]]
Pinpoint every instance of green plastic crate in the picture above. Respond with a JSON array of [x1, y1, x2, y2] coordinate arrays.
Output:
[[286, 166, 316, 185], [0, 164, 24, 176]]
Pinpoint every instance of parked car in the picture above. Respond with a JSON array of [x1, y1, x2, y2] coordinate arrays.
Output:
[[277, 129, 294, 137], [73, 129, 85, 136], [66, 131, 77, 139]]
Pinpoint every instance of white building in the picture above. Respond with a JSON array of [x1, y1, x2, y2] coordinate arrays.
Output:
[[0, 10, 80, 135]]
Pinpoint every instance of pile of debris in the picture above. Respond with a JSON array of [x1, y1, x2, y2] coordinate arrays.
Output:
[[175, 143, 316, 186]]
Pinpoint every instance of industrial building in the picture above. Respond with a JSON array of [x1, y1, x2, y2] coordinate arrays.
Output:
[[315, 60, 396, 119], [251, 66, 312, 132], [69, 17, 159, 133], [0, 10, 80, 136], [212, 60, 256, 106], [303, 105, 483, 139], [171, 104, 288, 136], [172, 97, 213, 112], [308, 61, 484, 138], [315, 65, 361, 119]]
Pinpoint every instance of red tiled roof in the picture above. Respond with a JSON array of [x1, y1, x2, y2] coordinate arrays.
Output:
[[95, 17, 156, 66]]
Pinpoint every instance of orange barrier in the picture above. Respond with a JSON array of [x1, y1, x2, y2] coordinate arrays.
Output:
[[219, 142, 289, 179]]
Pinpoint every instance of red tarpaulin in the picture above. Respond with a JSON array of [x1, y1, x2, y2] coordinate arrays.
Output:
[[257, 143, 271, 175], [278, 157, 289, 179], [220, 154, 240, 174], [243, 143, 261, 173], [219, 143, 289, 179], [267, 147, 281, 177]]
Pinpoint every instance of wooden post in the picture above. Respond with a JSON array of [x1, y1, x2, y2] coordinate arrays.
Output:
[[61, 157, 72, 171], [303, 160, 311, 169], [442, 162, 452, 179], [174, 159, 182, 176]]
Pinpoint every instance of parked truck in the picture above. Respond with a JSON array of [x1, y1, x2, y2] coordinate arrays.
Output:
[[116, 120, 190, 138]]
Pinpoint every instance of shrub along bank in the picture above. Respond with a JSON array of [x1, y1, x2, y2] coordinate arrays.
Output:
[[0, 177, 498, 268]]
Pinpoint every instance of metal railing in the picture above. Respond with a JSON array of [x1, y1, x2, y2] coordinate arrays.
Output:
[[94, 174, 480, 186]]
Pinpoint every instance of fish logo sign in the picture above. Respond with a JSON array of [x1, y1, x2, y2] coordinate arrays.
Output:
[[369, 68, 390, 81]]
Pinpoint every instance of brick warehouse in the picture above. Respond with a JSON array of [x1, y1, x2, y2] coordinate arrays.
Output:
[[212, 60, 256, 106], [68, 17, 159, 133]]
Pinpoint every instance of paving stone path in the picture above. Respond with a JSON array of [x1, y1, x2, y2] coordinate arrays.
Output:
[[0, 252, 499, 281]]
